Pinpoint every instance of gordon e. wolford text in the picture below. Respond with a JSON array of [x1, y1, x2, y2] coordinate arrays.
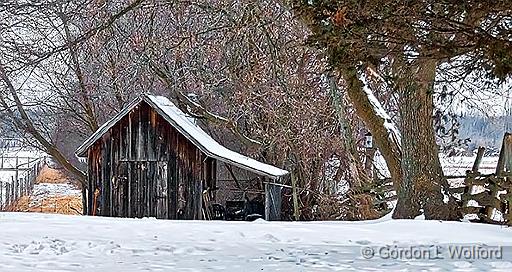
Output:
[[361, 245, 503, 260]]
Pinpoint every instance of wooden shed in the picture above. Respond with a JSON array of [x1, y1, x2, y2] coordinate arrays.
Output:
[[75, 94, 288, 220]]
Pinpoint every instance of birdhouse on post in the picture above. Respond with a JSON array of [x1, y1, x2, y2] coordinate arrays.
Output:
[[364, 132, 373, 149], [364, 132, 375, 180]]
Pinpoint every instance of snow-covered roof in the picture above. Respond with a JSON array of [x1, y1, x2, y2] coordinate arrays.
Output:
[[75, 94, 288, 179]]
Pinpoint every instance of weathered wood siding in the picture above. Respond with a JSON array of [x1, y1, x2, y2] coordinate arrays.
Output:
[[86, 101, 216, 219]]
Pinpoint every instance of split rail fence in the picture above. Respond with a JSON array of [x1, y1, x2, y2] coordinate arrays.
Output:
[[446, 133, 512, 225]]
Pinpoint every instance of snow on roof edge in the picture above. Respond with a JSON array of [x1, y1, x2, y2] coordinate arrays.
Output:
[[75, 94, 288, 179], [75, 97, 142, 157], [145, 95, 288, 178]]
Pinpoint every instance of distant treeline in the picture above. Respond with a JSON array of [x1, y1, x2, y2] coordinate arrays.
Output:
[[458, 115, 512, 151]]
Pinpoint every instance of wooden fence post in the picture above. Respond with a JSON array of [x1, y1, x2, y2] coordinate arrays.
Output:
[[8, 182, 11, 206], [496, 133, 512, 176], [22, 177, 26, 196], [11, 177, 16, 203], [6, 182, 10, 207], [14, 156, 19, 187], [472, 147, 485, 173], [26, 177, 29, 195], [290, 171, 300, 221], [19, 178, 23, 198], [506, 193, 512, 224]]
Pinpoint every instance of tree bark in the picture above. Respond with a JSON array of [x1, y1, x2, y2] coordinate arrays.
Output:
[[393, 59, 460, 220], [342, 63, 460, 220], [341, 67, 403, 190]]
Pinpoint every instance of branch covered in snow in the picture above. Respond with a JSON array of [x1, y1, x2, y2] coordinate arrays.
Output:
[[357, 67, 402, 150]]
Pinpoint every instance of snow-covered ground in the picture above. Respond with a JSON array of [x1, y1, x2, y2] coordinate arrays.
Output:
[[1, 213, 512, 271], [373, 153, 499, 179], [441, 155, 499, 176], [29, 183, 82, 207]]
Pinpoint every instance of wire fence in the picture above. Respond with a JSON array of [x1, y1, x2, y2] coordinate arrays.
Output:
[[0, 157, 46, 210]]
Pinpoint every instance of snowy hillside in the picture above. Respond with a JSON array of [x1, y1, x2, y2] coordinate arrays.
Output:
[[1, 213, 511, 271]]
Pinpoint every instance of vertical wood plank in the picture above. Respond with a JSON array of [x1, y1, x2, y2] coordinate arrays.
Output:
[[127, 110, 133, 217], [196, 148, 202, 220], [156, 162, 168, 219], [137, 105, 143, 161], [148, 162, 155, 217], [87, 149, 94, 215], [149, 110, 157, 161], [130, 108, 138, 161], [137, 162, 143, 218], [169, 128, 178, 219], [127, 162, 133, 217], [110, 127, 116, 217], [104, 135, 112, 216]]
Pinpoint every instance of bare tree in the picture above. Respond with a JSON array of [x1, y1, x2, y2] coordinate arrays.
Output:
[[0, 0, 146, 186]]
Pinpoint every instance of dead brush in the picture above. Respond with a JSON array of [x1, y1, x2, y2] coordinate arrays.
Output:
[[6, 195, 82, 215], [311, 192, 384, 221]]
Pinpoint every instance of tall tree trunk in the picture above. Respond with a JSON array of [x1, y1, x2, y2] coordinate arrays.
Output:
[[342, 62, 460, 220], [393, 60, 460, 220]]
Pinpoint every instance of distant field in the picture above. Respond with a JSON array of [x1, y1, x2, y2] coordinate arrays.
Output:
[[441, 155, 499, 176], [373, 154, 499, 178]]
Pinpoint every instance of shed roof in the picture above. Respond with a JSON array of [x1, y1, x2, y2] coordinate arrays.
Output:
[[75, 94, 288, 179]]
